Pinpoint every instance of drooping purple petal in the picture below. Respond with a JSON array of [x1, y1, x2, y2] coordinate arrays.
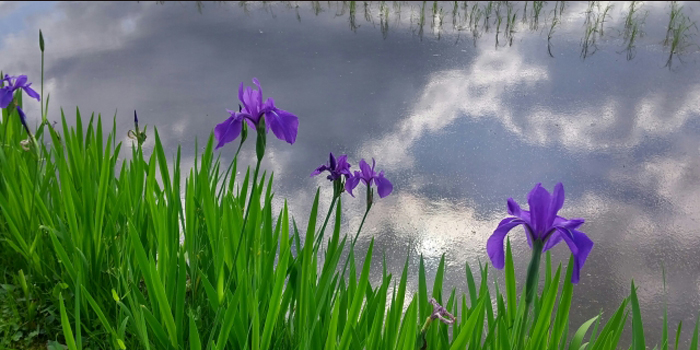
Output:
[[265, 107, 298, 144], [527, 183, 551, 239], [542, 216, 585, 252], [22, 84, 40, 101], [555, 227, 594, 283], [214, 114, 243, 150], [345, 172, 361, 197], [544, 217, 585, 251], [0, 87, 13, 108], [487, 217, 526, 269], [374, 171, 393, 198]]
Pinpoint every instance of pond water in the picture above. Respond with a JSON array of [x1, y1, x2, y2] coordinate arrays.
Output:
[[2, 1, 700, 346]]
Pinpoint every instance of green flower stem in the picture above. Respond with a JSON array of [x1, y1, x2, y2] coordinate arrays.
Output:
[[341, 187, 373, 279], [351, 206, 371, 247], [519, 239, 544, 346], [525, 240, 544, 306], [205, 137, 263, 347], [351, 185, 373, 246], [234, 156, 262, 266], [313, 191, 338, 252]]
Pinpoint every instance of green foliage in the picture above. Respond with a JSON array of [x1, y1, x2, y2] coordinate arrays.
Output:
[[1, 107, 698, 350]]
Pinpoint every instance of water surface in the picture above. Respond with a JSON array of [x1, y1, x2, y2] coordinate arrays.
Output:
[[2, 1, 700, 346]]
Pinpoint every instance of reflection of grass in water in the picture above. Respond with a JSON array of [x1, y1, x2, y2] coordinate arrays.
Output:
[[495, 2, 503, 48], [364, 1, 372, 22], [558, 0, 566, 16], [531, 0, 544, 30], [380, 1, 389, 39], [664, 4, 699, 69], [452, 0, 459, 29], [548, 11, 559, 57], [621, 1, 647, 61], [483, 1, 493, 32], [623, 1, 646, 39], [664, 1, 681, 47], [311, 1, 323, 16], [469, 2, 483, 43], [580, 1, 613, 59], [625, 19, 641, 60], [580, 1, 599, 59], [349, 1, 359, 32], [599, 2, 613, 37], [418, 1, 426, 40], [229, 1, 699, 61], [469, 2, 481, 29], [506, 2, 518, 46]]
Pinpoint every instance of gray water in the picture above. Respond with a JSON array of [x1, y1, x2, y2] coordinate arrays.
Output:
[[2, 1, 700, 347]]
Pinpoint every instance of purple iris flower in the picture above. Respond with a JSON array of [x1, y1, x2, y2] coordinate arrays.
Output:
[[487, 183, 593, 284], [310, 152, 352, 181], [214, 78, 298, 150], [345, 158, 393, 198], [0, 75, 41, 108]]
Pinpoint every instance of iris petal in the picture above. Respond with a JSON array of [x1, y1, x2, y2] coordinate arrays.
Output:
[[527, 183, 551, 238], [487, 218, 526, 269], [214, 115, 243, 150], [542, 230, 563, 251], [22, 85, 40, 101], [345, 173, 361, 197], [238, 82, 245, 108], [547, 183, 565, 227], [253, 78, 263, 106], [265, 108, 298, 144], [0, 88, 13, 108], [329, 152, 337, 170], [14, 75, 27, 88], [555, 227, 594, 284], [310, 165, 328, 177], [374, 172, 393, 198], [507, 198, 523, 218], [336, 155, 351, 176]]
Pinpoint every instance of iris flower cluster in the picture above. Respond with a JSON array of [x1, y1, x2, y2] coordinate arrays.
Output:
[[1, 74, 41, 133], [213, 78, 593, 294], [311, 153, 393, 203]]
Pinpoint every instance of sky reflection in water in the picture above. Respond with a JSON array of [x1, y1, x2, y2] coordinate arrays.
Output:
[[2, 1, 700, 346]]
